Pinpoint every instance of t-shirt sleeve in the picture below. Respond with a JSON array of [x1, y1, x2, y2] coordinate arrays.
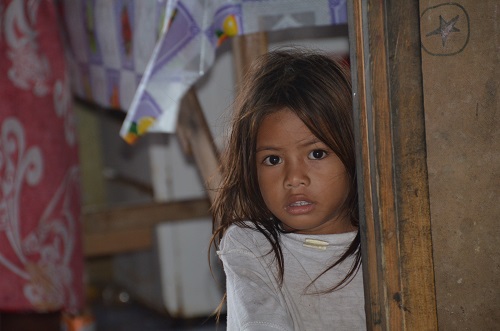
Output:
[[218, 227, 295, 331]]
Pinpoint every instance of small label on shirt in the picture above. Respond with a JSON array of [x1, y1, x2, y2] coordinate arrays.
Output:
[[303, 238, 329, 250]]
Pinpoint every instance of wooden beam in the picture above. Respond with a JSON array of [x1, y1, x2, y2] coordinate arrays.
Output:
[[83, 198, 211, 257], [84, 227, 153, 257], [348, 1, 438, 330], [232, 32, 269, 85], [176, 88, 221, 203]]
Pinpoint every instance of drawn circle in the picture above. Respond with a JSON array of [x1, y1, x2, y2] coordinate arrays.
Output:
[[421, 3, 470, 56]]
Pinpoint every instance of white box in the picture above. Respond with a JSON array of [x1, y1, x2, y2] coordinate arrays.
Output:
[[156, 218, 225, 318]]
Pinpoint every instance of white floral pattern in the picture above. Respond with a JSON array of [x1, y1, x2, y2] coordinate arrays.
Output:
[[54, 72, 77, 146], [0, 117, 80, 310], [5, 0, 50, 96]]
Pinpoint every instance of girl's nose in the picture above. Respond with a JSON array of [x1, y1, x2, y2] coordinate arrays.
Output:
[[284, 161, 309, 188]]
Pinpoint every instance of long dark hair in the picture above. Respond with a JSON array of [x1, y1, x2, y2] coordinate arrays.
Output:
[[211, 47, 361, 297]]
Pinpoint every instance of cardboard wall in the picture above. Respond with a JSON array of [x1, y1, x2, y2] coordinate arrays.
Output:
[[419, 1, 499, 329]]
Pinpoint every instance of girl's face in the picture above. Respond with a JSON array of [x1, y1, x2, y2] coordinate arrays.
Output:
[[255, 109, 353, 235]]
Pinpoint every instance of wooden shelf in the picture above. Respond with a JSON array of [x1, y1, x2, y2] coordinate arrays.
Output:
[[83, 198, 211, 257]]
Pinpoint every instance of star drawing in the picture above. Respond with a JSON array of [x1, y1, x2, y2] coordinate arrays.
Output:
[[426, 15, 460, 47]]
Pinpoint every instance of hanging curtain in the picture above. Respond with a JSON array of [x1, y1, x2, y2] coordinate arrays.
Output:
[[0, 0, 84, 313]]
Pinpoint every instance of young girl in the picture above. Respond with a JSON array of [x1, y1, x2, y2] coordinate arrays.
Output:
[[211, 48, 366, 330]]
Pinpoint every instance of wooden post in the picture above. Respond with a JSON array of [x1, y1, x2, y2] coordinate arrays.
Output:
[[347, 1, 438, 329], [232, 32, 269, 85], [177, 88, 221, 203]]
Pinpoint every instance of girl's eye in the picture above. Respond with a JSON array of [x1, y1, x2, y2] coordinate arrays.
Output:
[[309, 149, 327, 160], [263, 155, 282, 166]]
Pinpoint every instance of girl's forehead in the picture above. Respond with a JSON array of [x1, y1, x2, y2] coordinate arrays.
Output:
[[257, 108, 316, 133], [255, 108, 338, 148], [257, 110, 316, 143]]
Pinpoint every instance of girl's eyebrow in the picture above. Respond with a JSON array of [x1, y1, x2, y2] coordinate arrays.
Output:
[[256, 137, 324, 152], [256, 145, 280, 153], [295, 137, 324, 149], [301, 137, 323, 147]]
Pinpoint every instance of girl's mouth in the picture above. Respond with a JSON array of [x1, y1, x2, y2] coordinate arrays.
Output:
[[290, 201, 310, 207], [285, 200, 314, 215]]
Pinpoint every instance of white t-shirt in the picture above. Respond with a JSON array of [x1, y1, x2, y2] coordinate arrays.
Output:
[[218, 224, 366, 331]]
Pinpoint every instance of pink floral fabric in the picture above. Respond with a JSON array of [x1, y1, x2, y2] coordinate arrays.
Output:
[[0, 0, 84, 312]]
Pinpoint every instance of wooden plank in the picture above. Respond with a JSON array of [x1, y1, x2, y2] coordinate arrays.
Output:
[[232, 32, 269, 85], [83, 198, 211, 257], [83, 198, 211, 233], [419, 1, 499, 329], [84, 227, 153, 257], [177, 88, 221, 203], [386, 3, 438, 330], [348, 0, 381, 327], [347, 1, 438, 330]]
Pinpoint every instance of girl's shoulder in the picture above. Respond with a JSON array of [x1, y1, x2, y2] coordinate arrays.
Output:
[[218, 222, 270, 255]]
